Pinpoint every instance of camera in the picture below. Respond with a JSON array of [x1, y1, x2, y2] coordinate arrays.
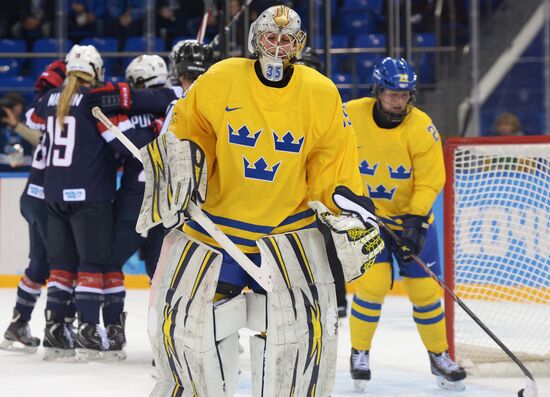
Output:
[[0, 92, 25, 127]]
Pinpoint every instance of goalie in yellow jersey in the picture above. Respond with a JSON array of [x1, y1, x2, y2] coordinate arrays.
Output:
[[345, 57, 467, 392], [137, 5, 384, 397]]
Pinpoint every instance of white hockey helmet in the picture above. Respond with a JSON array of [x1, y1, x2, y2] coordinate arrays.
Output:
[[65, 44, 104, 82], [125, 54, 168, 88], [248, 5, 306, 82]]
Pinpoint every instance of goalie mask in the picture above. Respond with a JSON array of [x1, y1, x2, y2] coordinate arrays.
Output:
[[371, 57, 417, 123], [65, 44, 104, 83], [125, 54, 168, 88], [248, 5, 306, 82]]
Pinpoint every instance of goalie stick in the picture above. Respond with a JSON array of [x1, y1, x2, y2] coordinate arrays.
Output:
[[91, 106, 274, 293], [332, 191, 538, 397]]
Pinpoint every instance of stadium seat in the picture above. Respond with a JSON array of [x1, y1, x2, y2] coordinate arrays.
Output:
[[0, 76, 36, 104], [122, 37, 166, 69], [354, 33, 387, 82], [313, 34, 350, 73], [80, 37, 119, 75], [343, 0, 383, 14], [338, 9, 379, 39], [0, 40, 26, 77], [332, 72, 353, 102], [414, 33, 436, 84], [31, 39, 73, 77]]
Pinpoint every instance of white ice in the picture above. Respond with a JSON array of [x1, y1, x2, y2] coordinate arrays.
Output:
[[0, 290, 548, 397]]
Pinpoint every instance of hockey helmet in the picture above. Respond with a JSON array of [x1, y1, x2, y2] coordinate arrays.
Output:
[[125, 54, 168, 88], [65, 44, 104, 82]]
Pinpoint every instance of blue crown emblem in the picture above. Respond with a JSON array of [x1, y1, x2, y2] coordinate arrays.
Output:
[[243, 157, 281, 182], [273, 131, 304, 153], [228, 123, 262, 147], [368, 184, 397, 200], [359, 160, 378, 176], [388, 165, 412, 179]]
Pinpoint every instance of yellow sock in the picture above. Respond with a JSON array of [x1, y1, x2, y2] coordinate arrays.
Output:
[[404, 277, 448, 353], [349, 263, 392, 351]]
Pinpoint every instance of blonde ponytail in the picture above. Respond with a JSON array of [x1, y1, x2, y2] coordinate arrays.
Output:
[[56, 71, 95, 129]]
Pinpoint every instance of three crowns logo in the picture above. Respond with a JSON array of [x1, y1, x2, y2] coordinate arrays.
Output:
[[359, 160, 378, 176], [388, 165, 412, 179], [273, 131, 304, 153], [228, 123, 262, 147], [368, 184, 397, 200], [243, 157, 281, 182]]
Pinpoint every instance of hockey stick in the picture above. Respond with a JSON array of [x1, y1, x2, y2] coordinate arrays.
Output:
[[209, 0, 255, 49], [332, 192, 537, 397], [197, 0, 213, 44], [91, 106, 274, 293]]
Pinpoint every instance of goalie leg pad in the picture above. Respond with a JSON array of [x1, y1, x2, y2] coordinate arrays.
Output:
[[249, 229, 339, 397], [148, 229, 241, 397]]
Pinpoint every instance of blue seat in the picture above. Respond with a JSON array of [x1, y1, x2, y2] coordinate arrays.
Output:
[[343, 0, 383, 14], [0, 40, 26, 77], [31, 39, 73, 77], [332, 72, 353, 102], [0, 76, 36, 104], [314, 34, 350, 73], [80, 37, 119, 75], [414, 33, 436, 84], [338, 9, 379, 39], [354, 34, 387, 82], [122, 37, 166, 69]]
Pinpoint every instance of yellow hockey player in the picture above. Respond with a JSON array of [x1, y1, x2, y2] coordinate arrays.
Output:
[[345, 57, 467, 392]]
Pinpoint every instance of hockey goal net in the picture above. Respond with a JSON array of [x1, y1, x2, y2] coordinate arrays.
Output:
[[444, 136, 550, 376]]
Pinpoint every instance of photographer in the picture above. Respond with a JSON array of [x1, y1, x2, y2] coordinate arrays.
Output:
[[0, 92, 33, 170]]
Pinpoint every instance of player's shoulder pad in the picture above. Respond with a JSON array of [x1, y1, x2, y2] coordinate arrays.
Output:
[[345, 96, 374, 112]]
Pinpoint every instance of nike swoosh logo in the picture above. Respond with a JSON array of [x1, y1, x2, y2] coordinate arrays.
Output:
[[426, 261, 436, 268], [225, 106, 242, 112]]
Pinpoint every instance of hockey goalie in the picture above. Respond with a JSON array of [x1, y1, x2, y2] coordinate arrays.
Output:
[[138, 5, 384, 396]]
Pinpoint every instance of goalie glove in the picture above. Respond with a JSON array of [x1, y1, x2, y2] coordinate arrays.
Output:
[[309, 186, 384, 282], [135, 132, 207, 233], [396, 215, 429, 261]]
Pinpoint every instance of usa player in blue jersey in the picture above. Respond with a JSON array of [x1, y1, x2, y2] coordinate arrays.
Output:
[[0, 61, 66, 354], [32, 44, 153, 361]]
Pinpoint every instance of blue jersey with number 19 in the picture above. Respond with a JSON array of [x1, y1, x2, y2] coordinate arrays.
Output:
[[33, 86, 145, 203], [168, 58, 363, 253]]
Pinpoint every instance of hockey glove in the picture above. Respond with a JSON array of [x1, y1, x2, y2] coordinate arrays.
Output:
[[397, 215, 429, 261], [309, 186, 384, 282], [86, 82, 132, 114], [136, 132, 207, 233]]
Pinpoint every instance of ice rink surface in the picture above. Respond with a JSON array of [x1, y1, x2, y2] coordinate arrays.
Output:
[[0, 289, 548, 397]]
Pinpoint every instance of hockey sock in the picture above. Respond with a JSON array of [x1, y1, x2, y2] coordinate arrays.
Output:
[[102, 272, 125, 326], [350, 295, 382, 351], [46, 270, 76, 321], [405, 277, 448, 353], [15, 275, 43, 322], [75, 272, 104, 324]]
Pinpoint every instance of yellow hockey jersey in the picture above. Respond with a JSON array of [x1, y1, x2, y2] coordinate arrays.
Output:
[[344, 97, 445, 229], [168, 58, 363, 252]]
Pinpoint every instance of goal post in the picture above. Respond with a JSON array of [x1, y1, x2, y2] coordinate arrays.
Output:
[[443, 136, 550, 376]]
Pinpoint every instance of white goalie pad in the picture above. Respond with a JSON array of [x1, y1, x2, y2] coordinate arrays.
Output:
[[136, 133, 207, 233], [148, 229, 244, 397], [309, 200, 384, 282], [248, 228, 339, 397]]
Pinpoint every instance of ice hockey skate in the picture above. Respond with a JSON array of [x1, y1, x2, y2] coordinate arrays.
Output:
[[429, 350, 467, 391], [0, 309, 40, 353], [75, 322, 109, 361], [105, 312, 127, 361], [350, 348, 371, 392], [43, 309, 75, 360]]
